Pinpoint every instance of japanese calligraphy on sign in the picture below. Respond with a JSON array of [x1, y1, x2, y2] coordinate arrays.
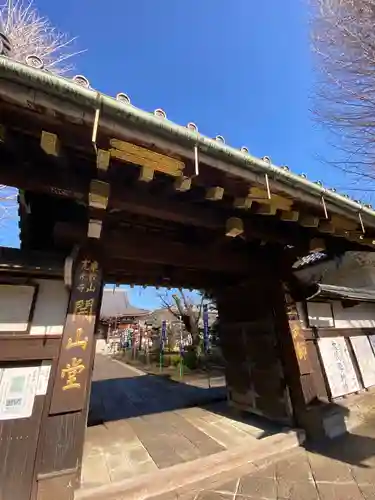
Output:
[[289, 320, 311, 375], [50, 255, 102, 414]]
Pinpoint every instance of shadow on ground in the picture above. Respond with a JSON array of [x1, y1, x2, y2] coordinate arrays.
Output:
[[88, 372, 227, 426], [304, 402, 375, 469], [88, 365, 278, 440]]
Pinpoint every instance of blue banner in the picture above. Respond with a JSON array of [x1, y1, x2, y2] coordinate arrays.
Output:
[[160, 320, 167, 352], [203, 304, 209, 353]]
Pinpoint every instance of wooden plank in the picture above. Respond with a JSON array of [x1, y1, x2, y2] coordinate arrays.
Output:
[[54, 223, 249, 274], [0, 336, 61, 362], [110, 139, 185, 177]]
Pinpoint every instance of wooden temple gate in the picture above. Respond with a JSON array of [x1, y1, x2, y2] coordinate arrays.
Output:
[[1, 55, 375, 499]]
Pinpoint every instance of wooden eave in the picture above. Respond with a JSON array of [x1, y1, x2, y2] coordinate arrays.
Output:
[[0, 58, 374, 287]]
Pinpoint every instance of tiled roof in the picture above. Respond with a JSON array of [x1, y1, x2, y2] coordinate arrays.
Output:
[[293, 252, 328, 269], [100, 288, 149, 319]]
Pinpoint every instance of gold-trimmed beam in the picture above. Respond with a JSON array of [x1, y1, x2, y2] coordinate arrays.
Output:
[[110, 139, 184, 177], [41, 131, 60, 156]]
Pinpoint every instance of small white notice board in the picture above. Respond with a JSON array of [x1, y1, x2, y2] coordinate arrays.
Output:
[[318, 337, 360, 398], [350, 336, 375, 388], [0, 366, 39, 420]]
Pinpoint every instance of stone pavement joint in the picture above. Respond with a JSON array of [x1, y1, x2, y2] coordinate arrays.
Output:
[[157, 417, 375, 500]]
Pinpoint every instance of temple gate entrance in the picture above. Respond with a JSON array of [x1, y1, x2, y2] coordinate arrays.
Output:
[[1, 56, 375, 499]]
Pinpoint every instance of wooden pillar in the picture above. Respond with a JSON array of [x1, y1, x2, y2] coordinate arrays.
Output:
[[215, 248, 327, 438], [33, 251, 103, 500]]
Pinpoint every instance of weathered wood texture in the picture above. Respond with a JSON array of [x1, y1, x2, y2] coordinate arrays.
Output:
[[0, 273, 63, 500], [216, 265, 294, 424], [0, 386, 45, 500], [35, 253, 103, 500]]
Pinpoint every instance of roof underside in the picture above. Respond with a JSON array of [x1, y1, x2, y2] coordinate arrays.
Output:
[[0, 57, 374, 288], [307, 283, 375, 303]]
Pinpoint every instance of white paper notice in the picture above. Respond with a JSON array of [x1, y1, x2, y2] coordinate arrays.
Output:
[[0, 366, 39, 420], [36, 362, 52, 396], [318, 337, 360, 398], [350, 336, 375, 388]]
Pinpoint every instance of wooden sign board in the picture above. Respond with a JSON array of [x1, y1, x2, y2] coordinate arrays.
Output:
[[318, 337, 360, 398], [350, 336, 375, 388], [50, 257, 102, 414]]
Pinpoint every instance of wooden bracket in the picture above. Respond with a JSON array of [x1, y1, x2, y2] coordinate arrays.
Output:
[[139, 166, 154, 182], [174, 176, 192, 192], [226, 217, 244, 238], [206, 186, 224, 201], [41, 131, 60, 156], [89, 180, 110, 210], [96, 149, 110, 172], [280, 210, 299, 222], [88, 219, 103, 239], [234, 197, 252, 209], [300, 215, 319, 228]]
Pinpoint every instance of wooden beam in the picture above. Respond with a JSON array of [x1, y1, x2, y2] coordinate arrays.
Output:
[[54, 222, 248, 273]]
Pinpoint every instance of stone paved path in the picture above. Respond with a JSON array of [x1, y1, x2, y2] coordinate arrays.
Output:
[[152, 416, 375, 500], [81, 354, 282, 491]]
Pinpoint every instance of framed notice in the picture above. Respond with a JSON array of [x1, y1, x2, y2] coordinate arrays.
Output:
[[350, 336, 375, 388], [318, 337, 360, 398], [0, 366, 39, 420]]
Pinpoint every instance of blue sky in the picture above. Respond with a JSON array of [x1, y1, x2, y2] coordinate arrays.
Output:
[[0, 0, 365, 309]]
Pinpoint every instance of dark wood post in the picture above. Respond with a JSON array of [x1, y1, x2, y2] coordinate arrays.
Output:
[[33, 250, 103, 500]]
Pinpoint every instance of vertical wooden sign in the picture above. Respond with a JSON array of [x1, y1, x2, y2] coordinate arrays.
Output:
[[284, 293, 311, 376], [50, 256, 102, 415]]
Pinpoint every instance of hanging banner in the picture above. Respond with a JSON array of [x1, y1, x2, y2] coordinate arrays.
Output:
[[160, 320, 167, 352], [203, 304, 209, 353]]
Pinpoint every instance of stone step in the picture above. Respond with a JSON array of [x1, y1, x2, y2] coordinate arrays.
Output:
[[75, 428, 305, 500]]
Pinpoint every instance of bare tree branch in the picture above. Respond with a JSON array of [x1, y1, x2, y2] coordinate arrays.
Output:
[[0, 0, 85, 75], [311, 0, 375, 183], [0, 0, 84, 232]]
